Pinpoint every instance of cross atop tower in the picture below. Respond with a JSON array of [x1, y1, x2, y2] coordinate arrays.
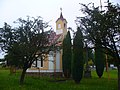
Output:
[[60, 8, 62, 13], [60, 8, 63, 19]]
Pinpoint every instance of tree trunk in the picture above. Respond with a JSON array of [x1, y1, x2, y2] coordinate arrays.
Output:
[[20, 68, 27, 85], [84, 65, 91, 78], [10, 66, 16, 74], [118, 65, 120, 90]]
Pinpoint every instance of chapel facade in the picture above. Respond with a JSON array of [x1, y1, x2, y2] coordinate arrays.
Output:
[[27, 11, 67, 75]]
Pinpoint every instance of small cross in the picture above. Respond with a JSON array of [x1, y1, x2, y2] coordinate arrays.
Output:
[[60, 8, 62, 12]]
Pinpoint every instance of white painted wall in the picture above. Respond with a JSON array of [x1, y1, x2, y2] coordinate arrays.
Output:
[[56, 29, 63, 35], [56, 51, 60, 71], [48, 55, 54, 70]]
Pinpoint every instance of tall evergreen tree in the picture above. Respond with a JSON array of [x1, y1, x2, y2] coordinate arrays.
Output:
[[95, 44, 105, 78], [72, 27, 84, 83], [62, 31, 72, 78]]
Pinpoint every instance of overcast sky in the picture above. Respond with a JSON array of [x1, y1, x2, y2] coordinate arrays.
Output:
[[0, 0, 119, 58]]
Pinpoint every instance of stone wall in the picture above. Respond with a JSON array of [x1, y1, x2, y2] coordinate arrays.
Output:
[[26, 72, 63, 78]]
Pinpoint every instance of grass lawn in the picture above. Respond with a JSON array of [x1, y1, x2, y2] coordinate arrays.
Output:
[[0, 69, 118, 90]]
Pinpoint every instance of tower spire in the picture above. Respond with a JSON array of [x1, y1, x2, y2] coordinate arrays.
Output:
[[60, 8, 63, 18]]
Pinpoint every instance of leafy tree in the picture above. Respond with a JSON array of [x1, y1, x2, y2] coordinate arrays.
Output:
[[5, 43, 23, 67], [0, 16, 53, 84], [95, 44, 105, 78], [72, 27, 84, 83], [76, 2, 120, 89], [62, 31, 72, 78]]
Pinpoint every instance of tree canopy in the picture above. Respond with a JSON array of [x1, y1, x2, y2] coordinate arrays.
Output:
[[76, 2, 120, 89], [76, 3, 120, 64], [0, 16, 54, 84]]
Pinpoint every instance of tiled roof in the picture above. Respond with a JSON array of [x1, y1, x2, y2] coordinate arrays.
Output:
[[48, 31, 63, 46]]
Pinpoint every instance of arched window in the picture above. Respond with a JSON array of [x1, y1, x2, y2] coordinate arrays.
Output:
[[58, 24, 61, 29], [64, 23, 66, 28]]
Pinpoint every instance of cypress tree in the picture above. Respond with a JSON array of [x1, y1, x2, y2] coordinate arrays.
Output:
[[72, 27, 84, 83], [95, 44, 105, 78], [62, 31, 72, 78]]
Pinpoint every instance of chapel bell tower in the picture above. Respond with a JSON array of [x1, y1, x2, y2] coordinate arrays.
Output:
[[56, 9, 67, 38]]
